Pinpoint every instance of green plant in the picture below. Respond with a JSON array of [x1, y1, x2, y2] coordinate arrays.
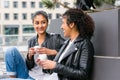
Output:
[[94, 0, 115, 7], [41, 0, 55, 9], [41, 0, 116, 10]]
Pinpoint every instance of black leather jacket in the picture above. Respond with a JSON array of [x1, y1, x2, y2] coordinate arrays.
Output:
[[26, 33, 65, 70], [54, 35, 94, 80]]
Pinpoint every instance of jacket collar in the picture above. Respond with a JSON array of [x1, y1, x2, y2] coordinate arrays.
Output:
[[54, 35, 84, 62], [74, 35, 85, 44], [37, 32, 51, 40], [35, 32, 51, 46]]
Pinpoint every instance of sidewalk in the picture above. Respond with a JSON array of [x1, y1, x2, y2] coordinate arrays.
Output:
[[0, 52, 6, 78], [0, 61, 8, 79]]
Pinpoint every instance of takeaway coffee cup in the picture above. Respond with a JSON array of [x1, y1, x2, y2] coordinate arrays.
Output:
[[34, 45, 47, 60], [38, 54, 47, 60], [34, 45, 41, 51], [34, 45, 41, 62]]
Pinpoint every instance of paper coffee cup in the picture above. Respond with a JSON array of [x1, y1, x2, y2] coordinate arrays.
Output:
[[34, 45, 41, 53], [38, 54, 47, 60], [34, 46, 41, 50]]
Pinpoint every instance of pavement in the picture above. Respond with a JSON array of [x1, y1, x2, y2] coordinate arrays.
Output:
[[0, 52, 6, 75], [0, 61, 8, 79]]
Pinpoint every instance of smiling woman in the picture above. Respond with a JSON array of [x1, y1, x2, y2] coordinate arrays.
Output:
[[37, 8, 95, 80], [4, 10, 65, 80]]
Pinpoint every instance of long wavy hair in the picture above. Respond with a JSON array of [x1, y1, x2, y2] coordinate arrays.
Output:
[[62, 8, 95, 39]]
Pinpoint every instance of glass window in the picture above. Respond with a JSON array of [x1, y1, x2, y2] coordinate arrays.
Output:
[[5, 36, 18, 45], [0, 25, 1, 34], [4, 13, 9, 20], [22, 25, 35, 33], [22, 13, 27, 20], [56, 3, 60, 8], [39, 2, 43, 8], [0, 35, 2, 45], [4, 25, 19, 35], [13, 1, 18, 8], [48, 13, 52, 19], [23, 36, 32, 42], [22, 1, 27, 8], [13, 13, 18, 20], [31, 2, 35, 8], [31, 13, 34, 19], [4, 1, 9, 8], [56, 13, 61, 18], [64, 2, 69, 6]]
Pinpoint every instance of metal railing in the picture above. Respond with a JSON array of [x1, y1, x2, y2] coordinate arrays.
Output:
[[0, 35, 33, 46], [0, 35, 33, 61]]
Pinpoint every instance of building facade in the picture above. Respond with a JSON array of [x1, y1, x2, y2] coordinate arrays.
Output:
[[0, 0, 75, 46]]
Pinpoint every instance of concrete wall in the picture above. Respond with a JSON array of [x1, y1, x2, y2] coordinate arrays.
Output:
[[90, 8, 120, 80], [48, 8, 120, 80], [90, 9, 119, 56]]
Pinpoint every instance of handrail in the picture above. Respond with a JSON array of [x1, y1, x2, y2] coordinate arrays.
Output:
[[0, 35, 33, 46]]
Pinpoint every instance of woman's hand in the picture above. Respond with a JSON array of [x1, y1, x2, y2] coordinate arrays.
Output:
[[28, 47, 36, 60], [36, 47, 57, 55], [36, 59, 56, 69]]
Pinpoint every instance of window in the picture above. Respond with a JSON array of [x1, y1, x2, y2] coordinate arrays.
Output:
[[31, 13, 34, 19], [4, 25, 19, 35], [31, 2, 35, 8], [4, 13, 9, 20], [22, 13, 27, 20], [22, 25, 35, 33], [56, 13, 61, 18], [56, 3, 60, 8], [39, 2, 43, 8], [13, 1, 18, 8], [13, 13, 18, 20], [0, 25, 1, 35], [4, 1, 9, 8], [23, 36, 31, 43], [22, 2, 27, 8], [5, 36, 18, 45], [48, 13, 52, 19], [0, 35, 2, 45], [64, 2, 69, 6]]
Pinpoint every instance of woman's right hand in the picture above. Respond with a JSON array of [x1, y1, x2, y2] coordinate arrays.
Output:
[[28, 47, 35, 60]]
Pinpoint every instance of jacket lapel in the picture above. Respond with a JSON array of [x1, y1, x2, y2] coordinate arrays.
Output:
[[54, 40, 78, 62], [61, 43, 78, 61], [54, 35, 84, 62], [54, 40, 68, 61]]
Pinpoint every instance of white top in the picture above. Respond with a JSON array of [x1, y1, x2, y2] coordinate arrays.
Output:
[[29, 53, 49, 80], [58, 40, 74, 63]]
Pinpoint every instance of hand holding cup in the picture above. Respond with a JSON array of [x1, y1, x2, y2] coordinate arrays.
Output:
[[34, 45, 47, 61]]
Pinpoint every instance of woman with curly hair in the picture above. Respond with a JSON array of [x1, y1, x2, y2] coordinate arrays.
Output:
[[38, 8, 95, 80]]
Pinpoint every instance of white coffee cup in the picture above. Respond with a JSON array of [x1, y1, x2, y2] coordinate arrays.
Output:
[[34, 45, 41, 53], [34, 46, 47, 60], [34, 45, 41, 50], [38, 54, 47, 60]]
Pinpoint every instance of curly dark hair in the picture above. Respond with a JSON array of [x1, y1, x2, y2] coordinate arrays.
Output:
[[62, 8, 95, 39]]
